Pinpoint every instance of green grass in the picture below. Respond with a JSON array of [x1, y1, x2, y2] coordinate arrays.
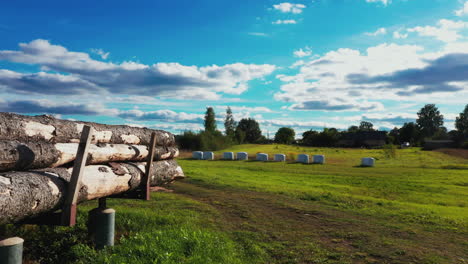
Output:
[[182, 145, 468, 229], [2, 145, 467, 263]]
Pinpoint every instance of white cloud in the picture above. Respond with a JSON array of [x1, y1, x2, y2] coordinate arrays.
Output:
[[393, 30, 408, 39], [118, 109, 203, 122], [215, 106, 273, 113], [365, 27, 387, 36], [259, 119, 348, 130], [248, 32, 268, 37], [90, 48, 110, 59], [0, 39, 276, 100], [407, 19, 468, 42], [366, 0, 390, 6], [293, 46, 312, 58], [455, 1, 468, 16], [272, 19, 297, 25], [273, 3, 306, 14], [274, 39, 468, 111]]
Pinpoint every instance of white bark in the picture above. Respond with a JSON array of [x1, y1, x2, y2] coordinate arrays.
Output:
[[0, 160, 184, 224], [0, 141, 179, 172]]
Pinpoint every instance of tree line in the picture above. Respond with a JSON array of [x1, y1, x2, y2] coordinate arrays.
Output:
[[176, 104, 468, 150]]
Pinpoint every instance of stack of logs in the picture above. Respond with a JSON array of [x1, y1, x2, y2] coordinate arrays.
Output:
[[0, 113, 184, 225]]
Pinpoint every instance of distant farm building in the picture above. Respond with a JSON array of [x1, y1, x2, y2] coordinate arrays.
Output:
[[338, 131, 387, 148], [423, 140, 456, 150]]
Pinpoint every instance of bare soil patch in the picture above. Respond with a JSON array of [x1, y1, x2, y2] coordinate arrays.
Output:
[[436, 148, 468, 159], [171, 180, 467, 264]]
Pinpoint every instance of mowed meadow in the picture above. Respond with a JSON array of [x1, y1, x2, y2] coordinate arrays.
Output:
[[5, 145, 467, 264]]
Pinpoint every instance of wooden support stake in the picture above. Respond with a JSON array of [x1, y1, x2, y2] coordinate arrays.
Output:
[[61, 125, 93, 226], [142, 132, 157, 200]]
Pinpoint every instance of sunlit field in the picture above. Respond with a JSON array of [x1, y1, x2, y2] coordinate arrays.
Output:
[[6, 145, 467, 264]]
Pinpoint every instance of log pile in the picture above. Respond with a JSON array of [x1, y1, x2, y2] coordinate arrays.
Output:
[[0, 113, 184, 224]]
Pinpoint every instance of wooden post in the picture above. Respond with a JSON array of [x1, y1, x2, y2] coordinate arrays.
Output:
[[142, 132, 157, 201], [61, 125, 93, 226]]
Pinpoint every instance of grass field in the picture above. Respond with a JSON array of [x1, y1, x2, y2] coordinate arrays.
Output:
[[4, 145, 467, 263]]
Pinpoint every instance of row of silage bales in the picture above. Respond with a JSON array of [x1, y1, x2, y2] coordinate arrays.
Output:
[[192, 151, 375, 166], [296, 154, 325, 164]]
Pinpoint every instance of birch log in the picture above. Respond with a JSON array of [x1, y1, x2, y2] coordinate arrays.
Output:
[[0, 141, 179, 172], [0, 112, 175, 146], [0, 160, 184, 224]]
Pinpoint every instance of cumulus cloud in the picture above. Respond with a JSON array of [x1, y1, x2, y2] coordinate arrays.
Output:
[[272, 19, 297, 25], [273, 3, 306, 14], [0, 69, 100, 95], [275, 39, 468, 111], [118, 109, 203, 123], [290, 100, 384, 111], [90, 48, 110, 59], [359, 113, 416, 125], [365, 28, 387, 36], [455, 1, 468, 16], [0, 39, 276, 100], [248, 32, 268, 37], [293, 47, 312, 58], [348, 53, 468, 95], [215, 105, 273, 113], [0, 99, 117, 116], [407, 19, 468, 42], [393, 30, 408, 39], [259, 119, 348, 130], [366, 0, 390, 6]]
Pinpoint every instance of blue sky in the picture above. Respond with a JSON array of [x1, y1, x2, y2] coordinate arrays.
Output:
[[1, 0, 468, 136]]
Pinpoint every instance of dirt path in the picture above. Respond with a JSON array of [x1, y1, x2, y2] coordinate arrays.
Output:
[[172, 180, 467, 264]]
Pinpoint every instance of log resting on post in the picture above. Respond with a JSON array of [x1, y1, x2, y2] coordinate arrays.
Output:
[[0, 141, 180, 172], [0, 160, 184, 225], [0, 112, 175, 146]]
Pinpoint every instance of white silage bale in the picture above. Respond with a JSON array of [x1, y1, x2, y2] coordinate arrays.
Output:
[[297, 154, 309, 164], [223, 152, 234, 160], [361, 157, 375, 167], [313, 155, 325, 164], [237, 152, 248, 160], [203, 152, 214, 160], [192, 151, 204, 160], [274, 154, 286, 162], [256, 153, 268, 161]]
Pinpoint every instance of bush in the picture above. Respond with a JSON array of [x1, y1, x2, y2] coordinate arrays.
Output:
[[382, 144, 397, 159], [176, 130, 234, 151], [462, 141, 468, 149]]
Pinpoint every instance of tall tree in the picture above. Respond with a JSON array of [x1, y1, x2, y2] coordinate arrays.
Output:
[[347, 125, 359, 133], [224, 107, 236, 138], [204, 107, 217, 134], [274, 127, 295, 144], [236, 118, 262, 143], [416, 104, 444, 138], [455, 104, 468, 138], [399, 122, 420, 144], [359, 121, 374, 131]]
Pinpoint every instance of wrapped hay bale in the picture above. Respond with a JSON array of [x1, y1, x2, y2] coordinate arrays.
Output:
[[256, 153, 268, 161], [274, 154, 286, 162], [297, 154, 309, 164], [236, 152, 248, 160], [313, 155, 325, 164], [223, 152, 234, 160]]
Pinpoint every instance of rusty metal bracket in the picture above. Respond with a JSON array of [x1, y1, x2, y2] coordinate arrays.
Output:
[[61, 125, 93, 226], [142, 132, 157, 200]]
